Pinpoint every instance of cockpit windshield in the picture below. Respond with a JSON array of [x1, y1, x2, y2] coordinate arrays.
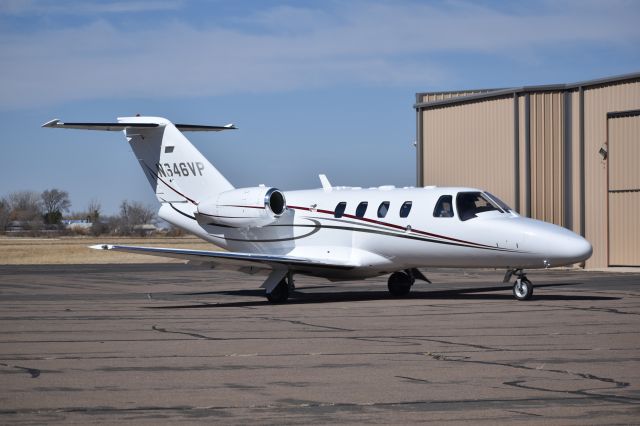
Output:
[[484, 192, 513, 213], [456, 192, 505, 221]]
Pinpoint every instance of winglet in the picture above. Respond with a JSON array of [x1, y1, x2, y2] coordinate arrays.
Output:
[[319, 174, 332, 192]]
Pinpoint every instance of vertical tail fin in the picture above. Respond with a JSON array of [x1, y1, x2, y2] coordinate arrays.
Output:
[[122, 116, 234, 204], [43, 116, 236, 205]]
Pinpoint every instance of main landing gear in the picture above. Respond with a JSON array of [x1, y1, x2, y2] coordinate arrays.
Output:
[[265, 272, 294, 304], [388, 271, 413, 297], [387, 269, 431, 297], [504, 269, 533, 301]]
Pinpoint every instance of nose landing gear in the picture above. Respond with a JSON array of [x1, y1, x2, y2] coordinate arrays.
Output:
[[513, 275, 533, 300], [505, 269, 533, 301]]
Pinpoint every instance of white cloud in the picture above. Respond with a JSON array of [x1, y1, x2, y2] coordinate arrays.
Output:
[[0, 0, 182, 15], [0, 0, 638, 109]]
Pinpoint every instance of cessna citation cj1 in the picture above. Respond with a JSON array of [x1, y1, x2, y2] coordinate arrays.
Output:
[[43, 116, 592, 303]]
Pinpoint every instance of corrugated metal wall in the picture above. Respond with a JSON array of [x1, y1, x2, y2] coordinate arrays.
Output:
[[529, 92, 565, 225], [607, 113, 640, 266], [422, 93, 568, 224], [583, 80, 640, 267], [608, 193, 640, 265], [518, 95, 527, 214], [421, 97, 515, 206], [570, 90, 582, 236]]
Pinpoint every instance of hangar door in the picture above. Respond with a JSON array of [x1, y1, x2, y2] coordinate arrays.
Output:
[[608, 111, 640, 266]]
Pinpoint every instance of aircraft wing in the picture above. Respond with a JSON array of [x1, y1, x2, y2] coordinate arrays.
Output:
[[90, 244, 355, 272]]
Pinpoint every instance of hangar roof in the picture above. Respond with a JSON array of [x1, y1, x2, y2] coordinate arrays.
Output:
[[415, 71, 640, 109]]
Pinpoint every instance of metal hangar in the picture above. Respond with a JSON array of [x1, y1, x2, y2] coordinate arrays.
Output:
[[415, 72, 640, 268]]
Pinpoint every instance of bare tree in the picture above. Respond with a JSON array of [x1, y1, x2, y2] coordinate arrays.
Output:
[[165, 224, 185, 237], [87, 199, 101, 223], [86, 199, 105, 236], [8, 191, 42, 224], [118, 200, 156, 235], [0, 197, 10, 232], [41, 189, 71, 225]]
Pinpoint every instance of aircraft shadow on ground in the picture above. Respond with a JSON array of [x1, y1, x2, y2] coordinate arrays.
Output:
[[148, 282, 619, 309]]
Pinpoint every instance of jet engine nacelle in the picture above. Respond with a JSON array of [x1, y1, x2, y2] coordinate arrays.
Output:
[[197, 187, 287, 228]]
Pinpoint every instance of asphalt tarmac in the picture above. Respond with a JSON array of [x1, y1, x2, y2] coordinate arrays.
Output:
[[0, 264, 639, 424]]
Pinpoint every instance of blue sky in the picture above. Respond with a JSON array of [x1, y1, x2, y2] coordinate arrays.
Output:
[[1, 0, 639, 215]]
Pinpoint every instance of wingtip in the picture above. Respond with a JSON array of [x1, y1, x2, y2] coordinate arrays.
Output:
[[89, 244, 113, 250], [42, 118, 60, 128]]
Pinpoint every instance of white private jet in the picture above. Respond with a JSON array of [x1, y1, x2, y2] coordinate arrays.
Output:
[[43, 116, 592, 303]]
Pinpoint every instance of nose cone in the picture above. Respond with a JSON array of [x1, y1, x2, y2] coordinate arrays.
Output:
[[551, 232, 593, 265], [522, 219, 593, 267]]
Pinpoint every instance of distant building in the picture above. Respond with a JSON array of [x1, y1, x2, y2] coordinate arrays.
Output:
[[133, 224, 158, 235], [62, 219, 93, 230], [6, 221, 27, 232]]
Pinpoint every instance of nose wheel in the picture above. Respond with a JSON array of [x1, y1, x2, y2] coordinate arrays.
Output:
[[512, 272, 533, 301]]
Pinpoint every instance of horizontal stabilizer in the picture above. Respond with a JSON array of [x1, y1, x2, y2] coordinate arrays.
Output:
[[42, 119, 158, 131], [43, 115, 236, 206], [42, 119, 236, 132]]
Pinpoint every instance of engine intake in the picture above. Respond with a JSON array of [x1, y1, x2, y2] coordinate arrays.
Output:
[[197, 186, 287, 228], [264, 188, 286, 216]]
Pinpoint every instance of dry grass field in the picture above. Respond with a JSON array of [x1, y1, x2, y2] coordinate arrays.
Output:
[[0, 236, 219, 265]]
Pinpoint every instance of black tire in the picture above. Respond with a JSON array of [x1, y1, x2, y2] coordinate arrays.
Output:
[[266, 279, 289, 303], [388, 272, 412, 297], [513, 277, 533, 301]]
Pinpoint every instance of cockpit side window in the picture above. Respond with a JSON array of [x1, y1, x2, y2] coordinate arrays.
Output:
[[355, 201, 368, 218], [377, 201, 390, 218], [334, 202, 347, 218], [399, 201, 412, 218], [433, 195, 454, 218], [456, 192, 501, 221]]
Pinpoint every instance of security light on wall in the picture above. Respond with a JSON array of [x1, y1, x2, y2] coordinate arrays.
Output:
[[599, 145, 608, 160]]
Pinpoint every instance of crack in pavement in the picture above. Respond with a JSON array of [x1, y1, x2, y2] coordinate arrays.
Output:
[[562, 305, 640, 316], [151, 325, 224, 341], [418, 337, 505, 352], [352, 337, 423, 346], [0, 362, 41, 378], [152, 319, 351, 342], [256, 317, 354, 332], [505, 409, 543, 417], [396, 375, 431, 384], [504, 380, 639, 405], [0, 395, 607, 418], [423, 352, 636, 405]]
